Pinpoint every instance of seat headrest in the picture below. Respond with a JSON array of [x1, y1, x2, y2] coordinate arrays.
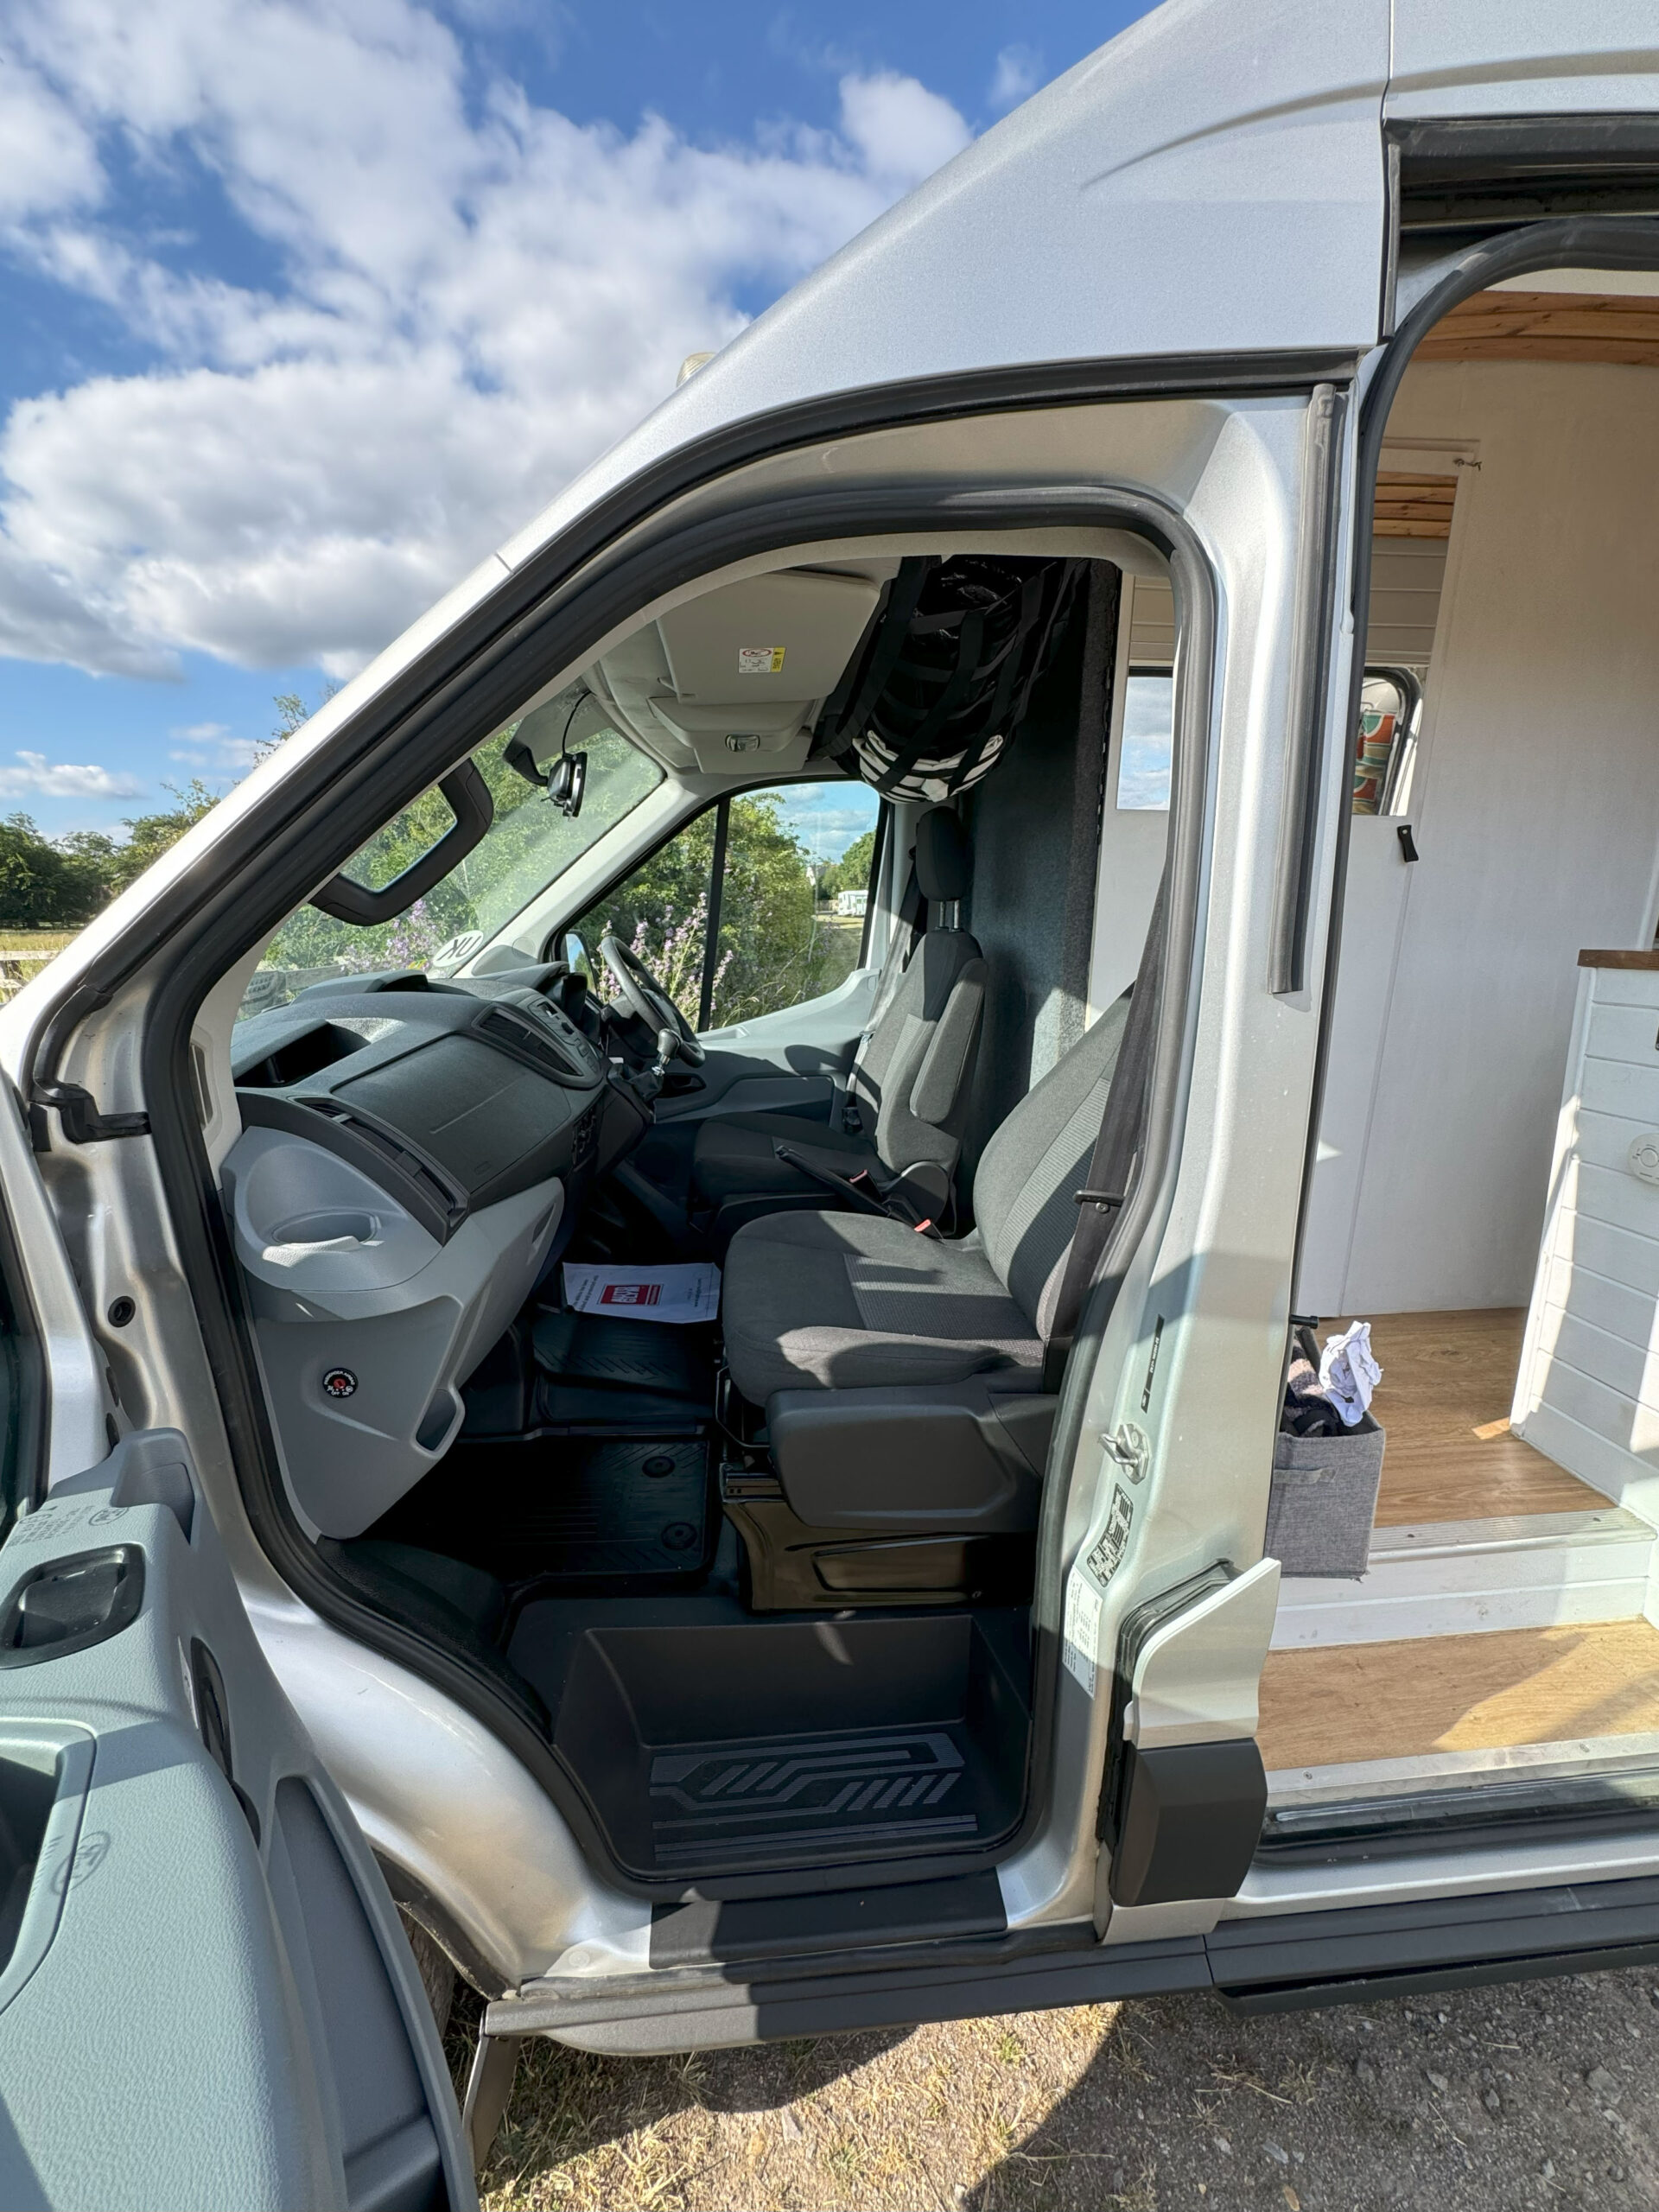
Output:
[[914, 807, 970, 905]]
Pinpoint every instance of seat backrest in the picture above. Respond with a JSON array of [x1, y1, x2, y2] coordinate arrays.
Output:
[[850, 807, 987, 1173], [970, 991, 1131, 1332]]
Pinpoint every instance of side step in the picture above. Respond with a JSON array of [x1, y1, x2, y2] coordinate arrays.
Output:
[[1270, 1507, 1656, 1648], [479, 1872, 1659, 2052]]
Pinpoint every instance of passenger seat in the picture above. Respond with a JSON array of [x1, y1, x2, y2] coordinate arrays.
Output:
[[690, 806, 986, 1233], [714, 993, 1133, 1607]]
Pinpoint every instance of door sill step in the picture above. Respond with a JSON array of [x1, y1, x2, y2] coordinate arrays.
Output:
[[1271, 1507, 1656, 1647], [1268, 1726, 1659, 1807]]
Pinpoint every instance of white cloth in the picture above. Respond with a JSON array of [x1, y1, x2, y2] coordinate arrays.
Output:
[[561, 1262, 720, 1325], [1319, 1319, 1382, 1428]]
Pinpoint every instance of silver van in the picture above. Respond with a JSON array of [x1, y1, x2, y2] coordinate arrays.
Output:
[[6, 3, 1659, 2199]]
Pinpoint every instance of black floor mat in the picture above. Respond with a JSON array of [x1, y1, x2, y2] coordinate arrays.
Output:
[[370, 1435, 715, 1588], [461, 1311, 718, 1437], [647, 1722, 993, 1870], [548, 1611, 1030, 1876]]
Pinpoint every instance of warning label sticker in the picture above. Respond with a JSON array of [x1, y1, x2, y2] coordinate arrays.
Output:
[[1062, 1571, 1102, 1694], [1086, 1484, 1135, 1586], [737, 645, 785, 675]]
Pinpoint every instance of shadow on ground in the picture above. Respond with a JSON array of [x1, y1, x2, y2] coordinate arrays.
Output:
[[454, 1966, 1659, 2209], [449, 1983, 913, 2199]]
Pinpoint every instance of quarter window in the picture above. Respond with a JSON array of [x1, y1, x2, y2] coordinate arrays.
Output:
[[570, 779, 880, 1031]]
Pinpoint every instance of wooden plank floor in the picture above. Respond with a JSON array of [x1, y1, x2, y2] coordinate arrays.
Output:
[[1258, 1618, 1659, 1770], [1323, 1307, 1608, 1524]]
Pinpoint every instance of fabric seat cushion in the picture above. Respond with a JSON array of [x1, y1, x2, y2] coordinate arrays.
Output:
[[692, 1112, 878, 1207], [722, 1208, 1041, 1403], [971, 991, 1131, 1334]]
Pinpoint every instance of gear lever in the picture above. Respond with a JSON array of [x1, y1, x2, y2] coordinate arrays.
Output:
[[633, 1025, 682, 1104]]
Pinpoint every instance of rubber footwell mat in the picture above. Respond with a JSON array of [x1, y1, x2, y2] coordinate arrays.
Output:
[[648, 1725, 995, 1870], [375, 1437, 715, 1587]]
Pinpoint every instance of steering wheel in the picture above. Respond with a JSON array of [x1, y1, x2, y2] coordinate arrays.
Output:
[[598, 931, 706, 1067]]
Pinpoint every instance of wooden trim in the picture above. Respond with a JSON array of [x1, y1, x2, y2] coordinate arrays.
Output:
[[1579, 949, 1659, 969], [1416, 290, 1659, 368], [1373, 471, 1457, 540]]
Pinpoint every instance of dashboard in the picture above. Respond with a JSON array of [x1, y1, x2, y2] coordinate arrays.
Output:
[[223, 964, 641, 1541]]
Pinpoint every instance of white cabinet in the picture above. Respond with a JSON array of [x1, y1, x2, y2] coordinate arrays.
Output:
[[1516, 954, 1659, 1527]]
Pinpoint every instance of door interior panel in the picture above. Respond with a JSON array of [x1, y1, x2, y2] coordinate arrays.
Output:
[[0, 1430, 474, 2212]]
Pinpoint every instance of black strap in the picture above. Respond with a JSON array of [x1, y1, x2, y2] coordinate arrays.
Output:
[[817, 559, 938, 761], [772, 1143, 942, 1238], [1041, 873, 1168, 1391]]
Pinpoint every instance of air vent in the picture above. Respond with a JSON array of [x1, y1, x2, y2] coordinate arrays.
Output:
[[476, 1003, 582, 1084]]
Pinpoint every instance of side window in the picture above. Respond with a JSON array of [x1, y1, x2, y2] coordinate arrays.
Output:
[[1352, 669, 1422, 817], [1116, 670, 1174, 810], [570, 779, 880, 1031]]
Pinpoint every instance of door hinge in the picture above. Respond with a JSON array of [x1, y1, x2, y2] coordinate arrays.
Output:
[[29, 1083, 150, 1150]]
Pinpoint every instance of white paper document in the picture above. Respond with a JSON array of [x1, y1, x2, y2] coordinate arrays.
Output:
[[561, 1262, 721, 1326]]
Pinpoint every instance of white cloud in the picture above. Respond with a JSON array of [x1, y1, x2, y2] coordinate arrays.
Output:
[[0, 750, 146, 798], [169, 725, 264, 772], [0, 2, 974, 679], [0, 50, 102, 221], [836, 71, 972, 190], [988, 44, 1042, 112]]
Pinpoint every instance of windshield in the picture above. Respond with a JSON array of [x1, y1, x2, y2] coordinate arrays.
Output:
[[237, 694, 662, 1020]]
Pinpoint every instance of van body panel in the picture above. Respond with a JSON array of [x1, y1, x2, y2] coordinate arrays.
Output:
[[10, 0, 1659, 2070], [494, 0, 1389, 575], [1389, 3, 1659, 121]]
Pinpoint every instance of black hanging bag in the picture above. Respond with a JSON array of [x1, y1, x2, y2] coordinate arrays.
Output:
[[815, 554, 1084, 800]]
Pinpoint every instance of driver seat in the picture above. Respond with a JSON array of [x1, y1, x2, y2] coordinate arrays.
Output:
[[690, 807, 986, 1232]]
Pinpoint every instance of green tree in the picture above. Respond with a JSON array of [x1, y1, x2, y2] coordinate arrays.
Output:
[[569, 791, 835, 1029], [819, 826, 876, 905], [54, 829, 122, 917], [261, 720, 547, 975], [102, 780, 219, 895], [0, 815, 109, 926]]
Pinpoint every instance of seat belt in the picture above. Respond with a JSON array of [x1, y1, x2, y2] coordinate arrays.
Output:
[[1041, 873, 1168, 1393]]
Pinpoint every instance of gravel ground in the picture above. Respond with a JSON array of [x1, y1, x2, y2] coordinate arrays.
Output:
[[446, 1961, 1659, 2209]]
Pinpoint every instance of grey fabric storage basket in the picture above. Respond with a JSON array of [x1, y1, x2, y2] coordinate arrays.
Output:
[[1266, 1413, 1384, 1580]]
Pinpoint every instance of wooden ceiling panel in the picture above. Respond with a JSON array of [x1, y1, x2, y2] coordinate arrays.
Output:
[[1374, 473, 1457, 539], [1415, 290, 1659, 366]]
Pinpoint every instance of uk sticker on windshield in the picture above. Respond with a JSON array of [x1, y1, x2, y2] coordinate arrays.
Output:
[[738, 645, 785, 674]]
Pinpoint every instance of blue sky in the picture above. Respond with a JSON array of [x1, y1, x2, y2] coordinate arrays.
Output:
[[0, 1, 1154, 845]]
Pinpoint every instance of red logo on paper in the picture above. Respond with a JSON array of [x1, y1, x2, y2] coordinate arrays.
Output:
[[600, 1281, 660, 1307]]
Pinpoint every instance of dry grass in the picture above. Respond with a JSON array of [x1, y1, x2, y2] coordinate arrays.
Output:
[[0, 931, 74, 952], [448, 1990, 1130, 2212], [443, 1964, 1659, 2211]]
